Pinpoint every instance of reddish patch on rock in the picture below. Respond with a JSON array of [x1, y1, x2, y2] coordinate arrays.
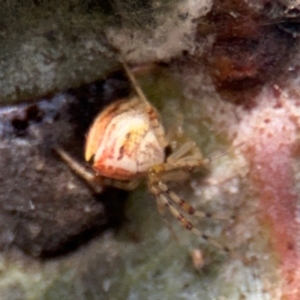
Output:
[[197, 0, 293, 106], [243, 91, 300, 299]]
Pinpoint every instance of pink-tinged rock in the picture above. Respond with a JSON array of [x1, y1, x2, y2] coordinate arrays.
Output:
[[238, 87, 300, 299]]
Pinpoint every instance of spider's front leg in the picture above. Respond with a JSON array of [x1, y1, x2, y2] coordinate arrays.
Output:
[[55, 146, 141, 193], [55, 146, 104, 194], [162, 141, 210, 173]]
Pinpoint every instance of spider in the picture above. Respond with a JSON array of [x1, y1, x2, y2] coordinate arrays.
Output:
[[55, 58, 232, 254]]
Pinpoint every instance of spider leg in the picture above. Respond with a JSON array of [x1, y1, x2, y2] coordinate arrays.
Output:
[[149, 183, 231, 254], [151, 157, 209, 174], [154, 154, 210, 174], [120, 57, 168, 148], [167, 142, 245, 171], [121, 57, 150, 107], [156, 196, 179, 242], [156, 181, 232, 220], [55, 146, 141, 192], [169, 156, 210, 169], [54, 146, 103, 194], [167, 141, 201, 163]]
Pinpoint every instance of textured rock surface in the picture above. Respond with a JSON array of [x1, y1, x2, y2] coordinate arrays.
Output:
[[1, 0, 300, 300]]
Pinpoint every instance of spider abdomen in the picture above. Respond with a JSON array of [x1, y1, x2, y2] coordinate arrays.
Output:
[[85, 96, 166, 181]]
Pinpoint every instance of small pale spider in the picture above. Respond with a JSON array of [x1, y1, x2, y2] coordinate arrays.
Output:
[[55, 58, 232, 254]]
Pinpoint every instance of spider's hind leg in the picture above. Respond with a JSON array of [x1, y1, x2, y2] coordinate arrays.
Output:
[[156, 196, 180, 242], [155, 181, 233, 221], [149, 181, 232, 254]]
